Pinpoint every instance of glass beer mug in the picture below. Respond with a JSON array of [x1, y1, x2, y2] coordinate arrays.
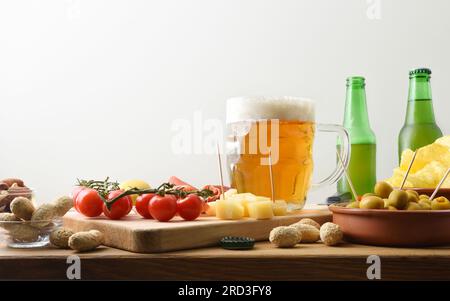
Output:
[[226, 96, 350, 209]]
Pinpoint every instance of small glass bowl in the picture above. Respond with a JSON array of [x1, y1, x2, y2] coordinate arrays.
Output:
[[0, 187, 35, 213], [0, 218, 62, 248]]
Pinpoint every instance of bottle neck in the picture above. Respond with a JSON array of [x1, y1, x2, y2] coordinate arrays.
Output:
[[343, 85, 371, 129], [408, 76, 432, 101], [405, 76, 436, 124]]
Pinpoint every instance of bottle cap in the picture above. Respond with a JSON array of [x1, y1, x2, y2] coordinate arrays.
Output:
[[409, 68, 432, 76], [346, 76, 365, 87], [220, 236, 255, 250]]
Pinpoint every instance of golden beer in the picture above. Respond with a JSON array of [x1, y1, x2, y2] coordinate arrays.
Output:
[[226, 96, 349, 209], [228, 120, 314, 207]]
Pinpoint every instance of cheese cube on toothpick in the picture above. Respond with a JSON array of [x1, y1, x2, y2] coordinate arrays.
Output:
[[247, 201, 274, 220], [215, 200, 244, 220], [272, 200, 288, 216]]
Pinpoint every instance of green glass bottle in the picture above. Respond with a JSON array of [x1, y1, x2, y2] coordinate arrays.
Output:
[[398, 68, 443, 161], [337, 76, 377, 199]]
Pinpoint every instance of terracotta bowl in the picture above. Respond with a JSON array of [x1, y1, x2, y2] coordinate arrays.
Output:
[[405, 187, 450, 199], [329, 203, 450, 247]]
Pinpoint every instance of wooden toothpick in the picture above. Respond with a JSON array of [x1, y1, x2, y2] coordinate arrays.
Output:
[[336, 149, 358, 201], [400, 150, 418, 190], [429, 168, 450, 201], [268, 149, 275, 202], [216, 142, 225, 200]]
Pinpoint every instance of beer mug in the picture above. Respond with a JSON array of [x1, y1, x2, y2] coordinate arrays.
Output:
[[226, 96, 350, 209]]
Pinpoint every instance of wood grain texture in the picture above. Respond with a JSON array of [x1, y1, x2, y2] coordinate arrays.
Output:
[[63, 209, 332, 253], [1, 243, 450, 280]]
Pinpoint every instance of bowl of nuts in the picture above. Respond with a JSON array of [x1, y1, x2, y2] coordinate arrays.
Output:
[[0, 218, 63, 248], [0, 195, 73, 248], [0, 178, 35, 213]]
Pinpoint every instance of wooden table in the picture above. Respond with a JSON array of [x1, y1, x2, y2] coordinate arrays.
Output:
[[1, 242, 450, 280]]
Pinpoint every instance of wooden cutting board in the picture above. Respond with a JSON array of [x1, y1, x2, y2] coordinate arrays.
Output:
[[63, 209, 331, 253]]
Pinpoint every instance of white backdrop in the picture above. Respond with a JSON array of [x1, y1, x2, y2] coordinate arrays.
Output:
[[1, 0, 450, 204]]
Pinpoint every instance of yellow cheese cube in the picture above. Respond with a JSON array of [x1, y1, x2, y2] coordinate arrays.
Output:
[[272, 200, 288, 216], [215, 200, 244, 220], [221, 192, 256, 201], [248, 201, 274, 220], [254, 196, 271, 202], [205, 202, 216, 216], [217, 193, 272, 218], [240, 198, 257, 217], [229, 193, 259, 217], [238, 193, 257, 201], [224, 188, 238, 198]]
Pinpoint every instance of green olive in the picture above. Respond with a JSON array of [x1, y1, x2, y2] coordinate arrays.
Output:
[[360, 196, 384, 209], [406, 190, 419, 199], [406, 190, 419, 203], [419, 198, 431, 204], [419, 194, 430, 200], [431, 197, 450, 210], [383, 198, 389, 209], [406, 202, 422, 211], [374, 181, 393, 199], [408, 190, 419, 197], [346, 201, 360, 209], [387, 190, 409, 210], [418, 200, 432, 210], [387, 206, 398, 211], [362, 192, 377, 199]]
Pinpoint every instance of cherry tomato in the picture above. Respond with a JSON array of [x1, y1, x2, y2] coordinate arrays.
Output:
[[103, 190, 133, 220], [72, 186, 85, 201], [176, 194, 203, 221], [126, 199, 133, 214], [135, 193, 155, 219], [149, 194, 177, 222], [72, 186, 86, 212], [76, 188, 104, 217]]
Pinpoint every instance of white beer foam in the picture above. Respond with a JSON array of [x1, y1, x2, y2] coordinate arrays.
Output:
[[226, 96, 315, 124]]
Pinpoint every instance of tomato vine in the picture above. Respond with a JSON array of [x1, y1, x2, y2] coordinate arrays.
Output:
[[77, 178, 214, 210]]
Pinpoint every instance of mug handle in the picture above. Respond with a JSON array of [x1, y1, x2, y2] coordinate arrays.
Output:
[[310, 123, 351, 189]]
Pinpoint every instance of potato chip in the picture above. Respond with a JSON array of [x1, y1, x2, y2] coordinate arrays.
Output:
[[387, 135, 450, 188], [406, 161, 446, 188], [420, 143, 450, 168], [392, 167, 405, 179], [385, 176, 413, 188], [435, 135, 450, 149], [387, 168, 414, 187], [399, 149, 415, 171], [400, 143, 450, 173], [442, 177, 450, 188]]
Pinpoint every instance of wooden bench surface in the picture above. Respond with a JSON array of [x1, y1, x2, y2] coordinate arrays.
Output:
[[1, 241, 450, 280]]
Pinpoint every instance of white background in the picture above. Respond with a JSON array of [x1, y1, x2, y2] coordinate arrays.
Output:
[[1, 0, 450, 204]]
